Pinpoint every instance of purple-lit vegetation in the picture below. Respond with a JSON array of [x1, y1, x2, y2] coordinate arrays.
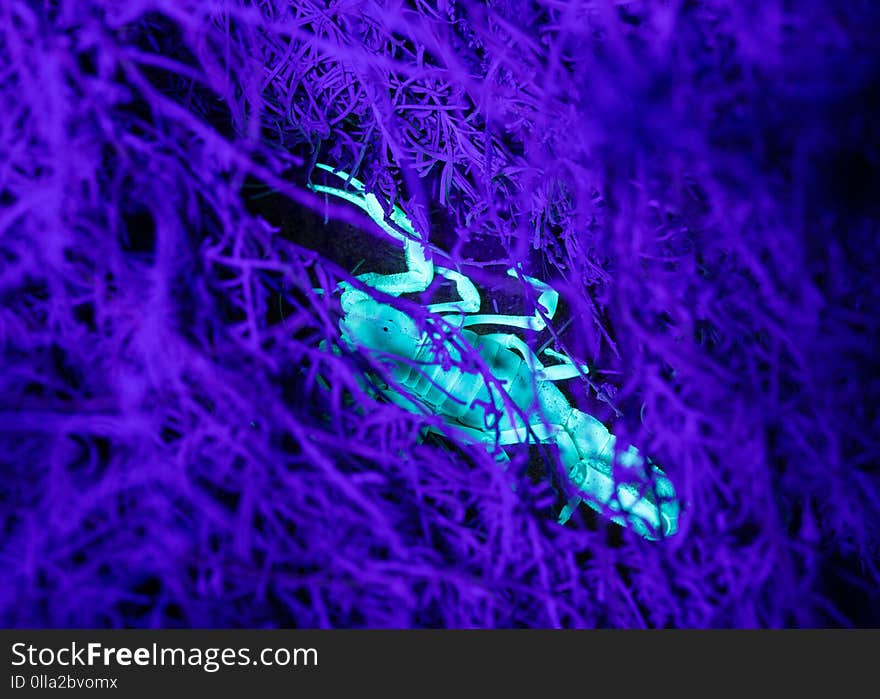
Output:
[[1, 1, 878, 627]]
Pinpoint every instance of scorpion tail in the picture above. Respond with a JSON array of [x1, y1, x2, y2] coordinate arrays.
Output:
[[558, 410, 680, 540]]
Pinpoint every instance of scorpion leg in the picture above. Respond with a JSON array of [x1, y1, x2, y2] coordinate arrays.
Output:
[[433, 421, 553, 448], [558, 497, 583, 526], [461, 267, 560, 331], [507, 266, 559, 329], [355, 235, 435, 296], [480, 332, 545, 374], [461, 312, 543, 331], [379, 383, 433, 416], [425, 267, 481, 315], [536, 348, 590, 382]]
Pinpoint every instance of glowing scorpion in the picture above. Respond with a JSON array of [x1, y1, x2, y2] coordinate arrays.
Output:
[[308, 164, 680, 540]]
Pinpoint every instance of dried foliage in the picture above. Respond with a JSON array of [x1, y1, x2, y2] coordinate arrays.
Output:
[[1, 0, 878, 627]]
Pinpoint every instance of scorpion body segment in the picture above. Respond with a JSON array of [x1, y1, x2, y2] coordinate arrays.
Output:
[[309, 164, 680, 540]]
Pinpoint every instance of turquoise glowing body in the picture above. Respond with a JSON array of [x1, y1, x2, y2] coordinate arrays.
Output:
[[310, 165, 680, 540]]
